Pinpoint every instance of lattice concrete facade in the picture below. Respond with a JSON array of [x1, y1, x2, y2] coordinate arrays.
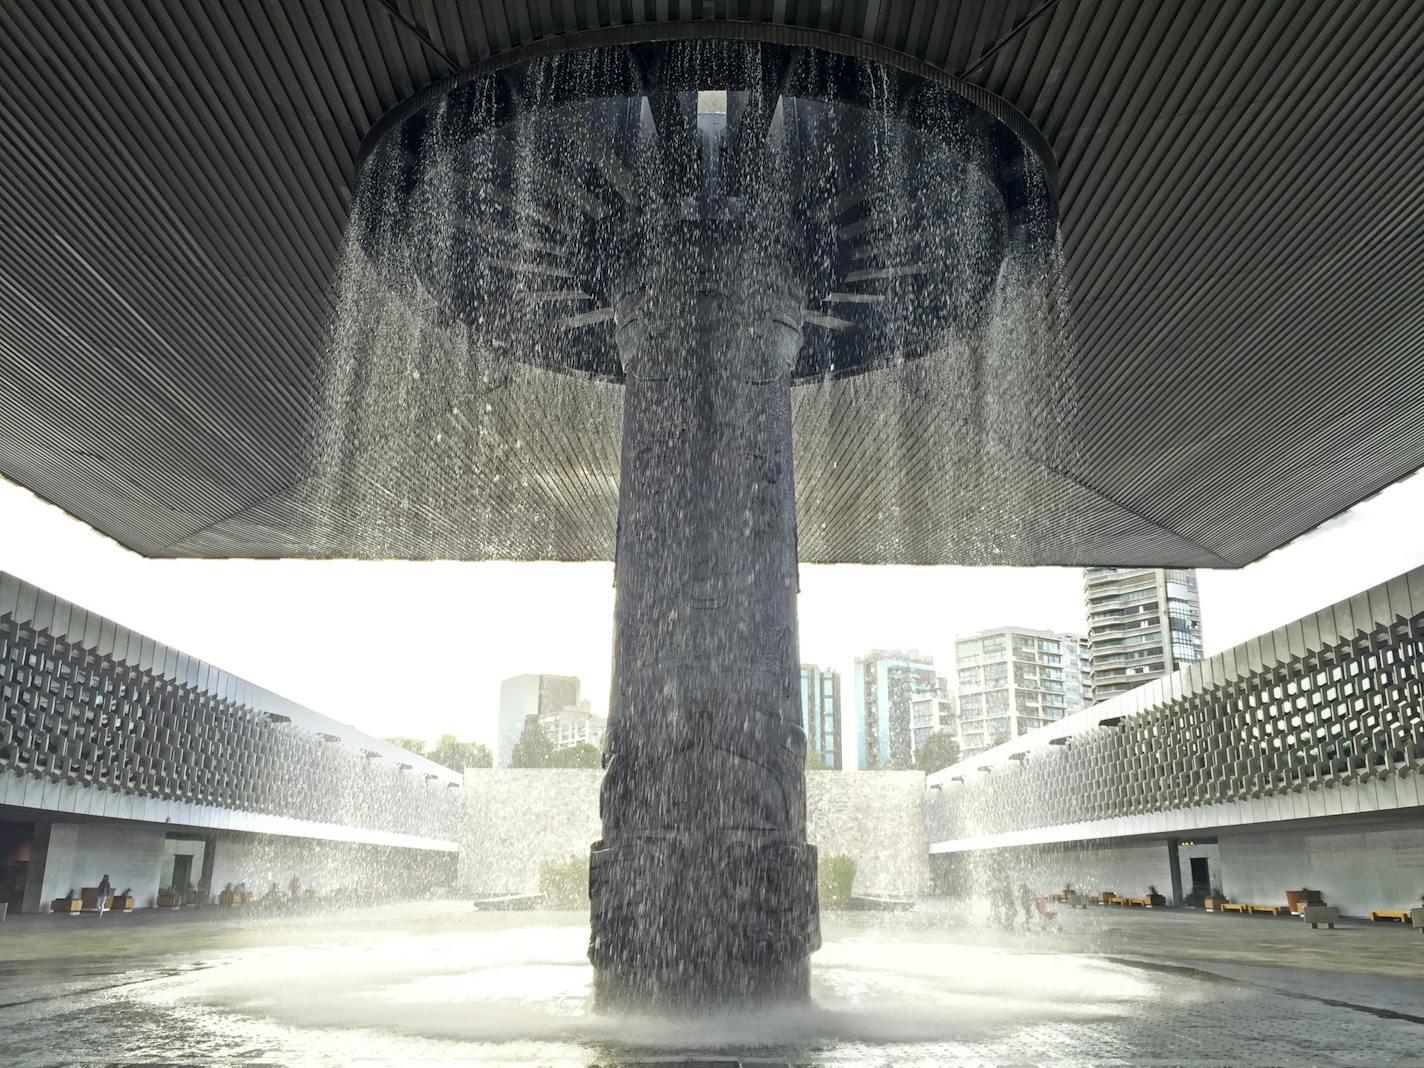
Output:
[[929, 567, 1424, 850], [0, 572, 459, 848]]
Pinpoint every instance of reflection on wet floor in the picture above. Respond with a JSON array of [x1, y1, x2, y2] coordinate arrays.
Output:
[[1, 907, 1422, 1066]]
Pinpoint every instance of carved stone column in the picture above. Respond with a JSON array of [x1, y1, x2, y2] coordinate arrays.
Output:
[[589, 225, 820, 1007]]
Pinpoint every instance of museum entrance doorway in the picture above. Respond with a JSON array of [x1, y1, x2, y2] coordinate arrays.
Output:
[[0, 821, 33, 916]]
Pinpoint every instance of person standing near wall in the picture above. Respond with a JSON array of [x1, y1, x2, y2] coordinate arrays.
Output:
[[96, 873, 111, 918]]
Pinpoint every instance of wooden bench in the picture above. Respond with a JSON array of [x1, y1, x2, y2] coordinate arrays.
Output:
[[1249, 904, 1291, 917], [1218, 902, 1250, 914], [1370, 910, 1412, 924]]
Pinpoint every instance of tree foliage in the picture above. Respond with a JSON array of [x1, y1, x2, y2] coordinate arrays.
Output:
[[818, 854, 856, 908], [914, 731, 962, 774], [428, 734, 493, 773], [804, 749, 831, 771], [384, 734, 493, 773], [546, 742, 602, 768], [510, 716, 555, 768], [537, 854, 589, 909]]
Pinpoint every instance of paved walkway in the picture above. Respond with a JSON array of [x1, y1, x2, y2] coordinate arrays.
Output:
[[906, 898, 1424, 979], [0, 898, 444, 963], [1, 902, 1421, 1065], [6, 898, 1420, 975]]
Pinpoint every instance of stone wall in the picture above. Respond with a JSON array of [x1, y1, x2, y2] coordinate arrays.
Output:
[[207, 833, 454, 899], [931, 840, 1176, 902], [1218, 818, 1424, 916], [461, 768, 931, 898], [461, 769, 604, 896], [805, 770, 930, 896], [36, 822, 167, 909]]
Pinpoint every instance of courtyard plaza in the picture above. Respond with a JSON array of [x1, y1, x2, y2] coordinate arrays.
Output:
[[1, 899, 1421, 1065]]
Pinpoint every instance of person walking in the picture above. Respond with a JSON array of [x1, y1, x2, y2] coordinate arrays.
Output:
[[96, 873, 111, 918]]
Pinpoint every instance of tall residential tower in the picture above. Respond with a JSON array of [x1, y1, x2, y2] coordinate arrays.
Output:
[[497, 674, 582, 766], [1084, 568, 1203, 701], [954, 628, 1090, 755], [852, 650, 947, 769], [798, 665, 843, 770]]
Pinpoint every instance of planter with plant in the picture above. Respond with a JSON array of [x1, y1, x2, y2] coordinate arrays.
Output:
[[1145, 885, 1166, 908], [51, 889, 81, 914], [155, 886, 180, 909], [537, 855, 589, 910], [818, 855, 856, 909], [1285, 888, 1324, 914]]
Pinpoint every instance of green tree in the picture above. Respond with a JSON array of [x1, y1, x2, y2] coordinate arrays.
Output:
[[383, 736, 427, 755], [510, 715, 555, 768], [427, 734, 493, 773], [914, 731, 961, 774], [547, 742, 602, 768], [805, 749, 831, 771], [818, 854, 856, 908], [537, 854, 589, 909]]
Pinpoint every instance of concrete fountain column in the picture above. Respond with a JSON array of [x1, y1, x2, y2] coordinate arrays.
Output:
[[589, 225, 821, 1007]]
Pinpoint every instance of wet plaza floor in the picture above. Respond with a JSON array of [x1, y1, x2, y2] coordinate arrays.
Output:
[[2, 903, 1423, 1066]]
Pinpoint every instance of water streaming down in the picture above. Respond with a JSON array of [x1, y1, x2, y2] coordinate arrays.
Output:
[[314, 34, 1069, 1008]]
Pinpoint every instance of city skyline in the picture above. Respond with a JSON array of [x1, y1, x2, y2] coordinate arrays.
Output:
[[2, 470, 1422, 751]]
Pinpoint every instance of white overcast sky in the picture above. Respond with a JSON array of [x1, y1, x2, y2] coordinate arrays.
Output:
[[1, 470, 1421, 750]]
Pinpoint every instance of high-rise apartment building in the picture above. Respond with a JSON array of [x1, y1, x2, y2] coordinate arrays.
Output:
[[538, 698, 607, 753], [852, 650, 947, 769], [798, 665, 842, 769], [1084, 568, 1203, 701], [909, 694, 958, 755], [954, 628, 1090, 755], [497, 674, 581, 766]]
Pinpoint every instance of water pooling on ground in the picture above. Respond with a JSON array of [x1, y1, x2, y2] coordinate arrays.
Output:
[[2, 908, 1422, 1066]]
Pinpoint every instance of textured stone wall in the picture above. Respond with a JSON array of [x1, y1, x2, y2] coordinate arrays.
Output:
[[461, 769, 604, 896], [36, 822, 166, 908], [806, 770, 930, 896], [207, 833, 455, 899], [460, 768, 930, 898], [1220, 820, 1424, 916]]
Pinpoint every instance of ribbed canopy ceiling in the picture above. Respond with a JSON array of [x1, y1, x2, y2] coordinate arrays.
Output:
[[1, 1, 1420, 566]]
